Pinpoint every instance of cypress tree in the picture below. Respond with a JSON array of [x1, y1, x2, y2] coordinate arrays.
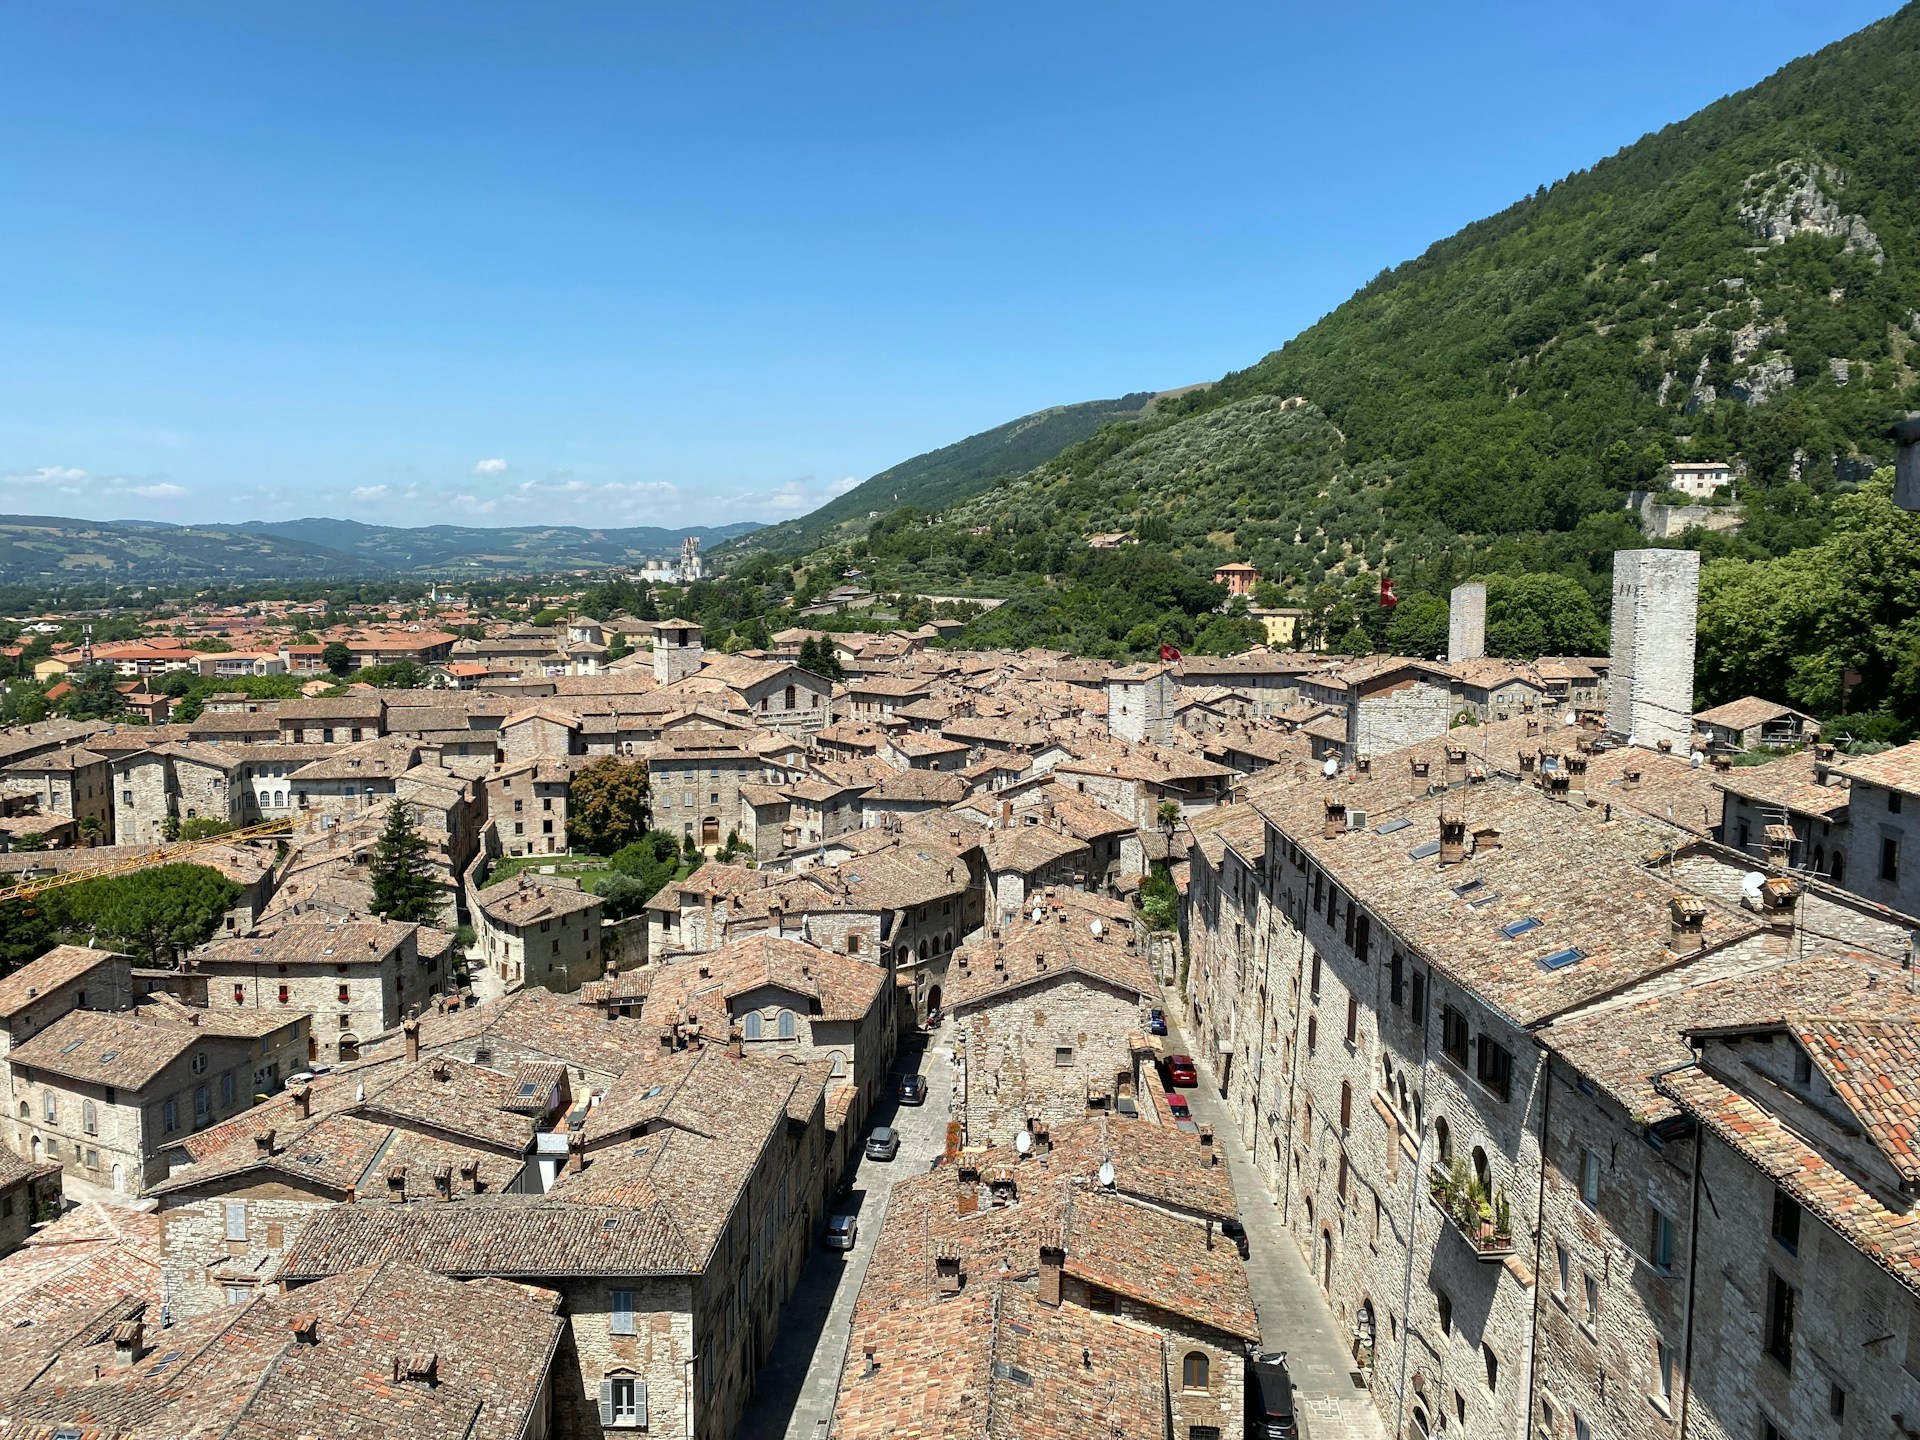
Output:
[[370, 801, 441, 924]]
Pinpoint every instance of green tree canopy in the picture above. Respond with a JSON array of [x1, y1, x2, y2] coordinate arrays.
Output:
[[567, 757, 652, 855], [321, 641, 353, 677], [42, 863, 242, 966]]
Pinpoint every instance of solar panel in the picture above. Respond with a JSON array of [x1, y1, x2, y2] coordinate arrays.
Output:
[[1537, 947, 1586, 972], [1501, 918, 1543, 939], [1408, 841, 1441, 860], [1374, 818, 1413, 836]]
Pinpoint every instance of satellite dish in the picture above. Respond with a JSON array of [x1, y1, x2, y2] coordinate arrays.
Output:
[[1098, 1160, 1116, 1188], [1090, 919, 1103, 938], [1031, 906, 1045, 925], [1323, 757, 1339, 779], [1563, 710, 1577, 727], [1690, 751, 1703, 769], [1741, 871, 1767, 902], [1016, 1131, 1032, 1155]]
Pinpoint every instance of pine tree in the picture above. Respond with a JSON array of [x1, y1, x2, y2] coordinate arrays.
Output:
[[370, 801, 441, 924]]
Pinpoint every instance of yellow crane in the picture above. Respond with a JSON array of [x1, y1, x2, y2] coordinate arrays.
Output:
[[0, 816, 294, 902]]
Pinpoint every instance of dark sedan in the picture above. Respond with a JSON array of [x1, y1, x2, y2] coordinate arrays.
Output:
[[897, 1073, 928, 1105]]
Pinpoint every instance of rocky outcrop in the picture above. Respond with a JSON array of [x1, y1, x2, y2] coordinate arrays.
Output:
[[1740, 158, 1885, 267]]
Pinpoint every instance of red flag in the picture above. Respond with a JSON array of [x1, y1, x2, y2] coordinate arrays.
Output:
[[1380, 575, 1399, 609], [1159, 642, 1182, 662]]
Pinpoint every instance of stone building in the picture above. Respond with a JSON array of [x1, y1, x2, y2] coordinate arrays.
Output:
[[1448, 581, 1487, 663], [6, 1002, 304, 1194], [836, 1116, 1258, 1440], [0, 1149, 61, 1258], [1831, 741, 1920, 914], [633, 933, 895, 1137], [649, 730, 764, 849], [652, 617, 705, 685], [1106, 662, 1175, 744], [947, 897, 1158, 1146], [695, 654, 833, 737], [486, 755, 573, 856], [278, 1046, 834, 1440], [192, 916, 452, 1066], [473, 871, 605, 994], [1608, 548, 1699, 751], [274, 694, 387, 744], [0, 744, 112, 844]]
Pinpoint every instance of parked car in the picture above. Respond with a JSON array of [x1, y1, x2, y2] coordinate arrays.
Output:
[[1221, 1217, 1249, 1259], [1165, 1092, 1191, 1121], [897, 1074, 928, 1105], [865, 1126, 899, 1161], [825, 1215, 859, 1251], [1246, 1352, 1298, 1439], [1165, 1053, 1199, 1088], [1147, 1008, 1168, 1036]]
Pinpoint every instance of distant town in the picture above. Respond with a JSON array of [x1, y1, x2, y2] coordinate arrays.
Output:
[[0, 520, 1912, 1440]]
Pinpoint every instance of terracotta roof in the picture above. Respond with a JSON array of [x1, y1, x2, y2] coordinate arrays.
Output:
[[1694, 695, 1814, 731], [0, 944, 124, 1018], [1834, 741, 1920, 795], [1796, 1018, 1920, 1183]]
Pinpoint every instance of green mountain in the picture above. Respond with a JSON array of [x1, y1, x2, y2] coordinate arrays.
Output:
[[0, 514, 761, 585], [834, 5, 1920, 691], [725, 392, 1167, 557]]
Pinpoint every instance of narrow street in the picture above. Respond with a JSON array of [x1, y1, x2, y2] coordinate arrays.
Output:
[[736, 1029, 954, 1440], [1162, 987, 1388, 1440]]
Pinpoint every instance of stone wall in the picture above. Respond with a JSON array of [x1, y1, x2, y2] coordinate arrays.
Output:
[[1448, 582, 1487, 664], [956, 971, 1143, 1146]]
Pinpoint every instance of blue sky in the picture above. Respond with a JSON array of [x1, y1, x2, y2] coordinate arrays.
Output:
[[0, 1, 1900, 531]]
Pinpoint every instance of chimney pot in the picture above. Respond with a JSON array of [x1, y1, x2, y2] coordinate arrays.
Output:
[[1437, 813, 1468, 866], [403, 1017, 420, 1064]]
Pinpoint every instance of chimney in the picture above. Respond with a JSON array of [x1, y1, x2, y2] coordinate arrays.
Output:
[[1323, 798, 1347, 839], [387, 1165, 407, 1202], [432, 1163, 452, 1200], [1669, 894, 1709, 953], [403, 1017, 420, 1064], [1763, 823, 1795, 870], [111, 1319, 146, 1366], [1438, 813, 1468, 866], [1471, 825, 1502, 853], [254, 1127, 277, 1157], [1038, 1240, 1065, 1307], [431, 1059, 451, 1082], [1518, 751, 1536, 774], [291, 1084, 312, 1120], [935, 1242, 965, 1294], [289, 1314, 320, 1346], [566, 1132, 586, 1175]]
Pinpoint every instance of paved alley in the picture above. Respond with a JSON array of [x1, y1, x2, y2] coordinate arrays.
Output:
[[736, 1031, 954, 1440], [1163, 988, 1388, 1440]]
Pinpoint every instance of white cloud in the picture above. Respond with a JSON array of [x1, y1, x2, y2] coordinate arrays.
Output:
[[351, 485, 391, 500], [473, 458, 508, 476], [129, 483, 188, 500], [5, 465, 89, 485]]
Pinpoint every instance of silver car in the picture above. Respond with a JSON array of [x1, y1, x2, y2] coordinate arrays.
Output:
[[825, 1214, 858, 1250], [864, 1126, 899, 1161]]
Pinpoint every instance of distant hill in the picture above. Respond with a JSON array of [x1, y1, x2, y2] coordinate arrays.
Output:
[[0, 514, 761, 585], [847, 5, 1920, 649], [725, 392, 1169, 557], [235, 518, 762, 575]]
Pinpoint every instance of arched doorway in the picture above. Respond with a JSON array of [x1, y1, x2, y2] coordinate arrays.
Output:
[[1354, 1298, 1375, 1368], [701, 816, 720, 847], [1320, 1227, 1333, 1292], [926, 984, 942, 1018], [338, 1034, 361, 1062], [112, 1163, 124, 1192], [30, 1135, 41, 1162]]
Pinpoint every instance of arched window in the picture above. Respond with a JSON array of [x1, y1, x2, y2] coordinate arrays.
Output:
[[829, 1051, 848, 1078], [42, 1091, 56, 1124], [743, 1012, 764, 1041], [82, 1100, 97, 1136], [1181, 1352, 1210, 1390], [1435, 1118, 1452, 1165], [777, 1009, 796, 1040], [785, 685, 796, 710], [918, 939, 929, 960], [1472, 1145, 1491, 1191], [1831, 850, 1846, 884]]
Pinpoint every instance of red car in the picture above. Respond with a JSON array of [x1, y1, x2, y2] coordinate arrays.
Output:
[[1164, 1054, 1199, 1088], [1165, 1092, 1192, 1121]]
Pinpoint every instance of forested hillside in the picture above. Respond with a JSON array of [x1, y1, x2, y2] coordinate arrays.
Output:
[[789, 5, 1920, 737], [726, 392, 1161, 557]]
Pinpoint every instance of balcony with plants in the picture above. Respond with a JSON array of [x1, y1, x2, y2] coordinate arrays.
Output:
[[1428, 1159, 1515, 1261]]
